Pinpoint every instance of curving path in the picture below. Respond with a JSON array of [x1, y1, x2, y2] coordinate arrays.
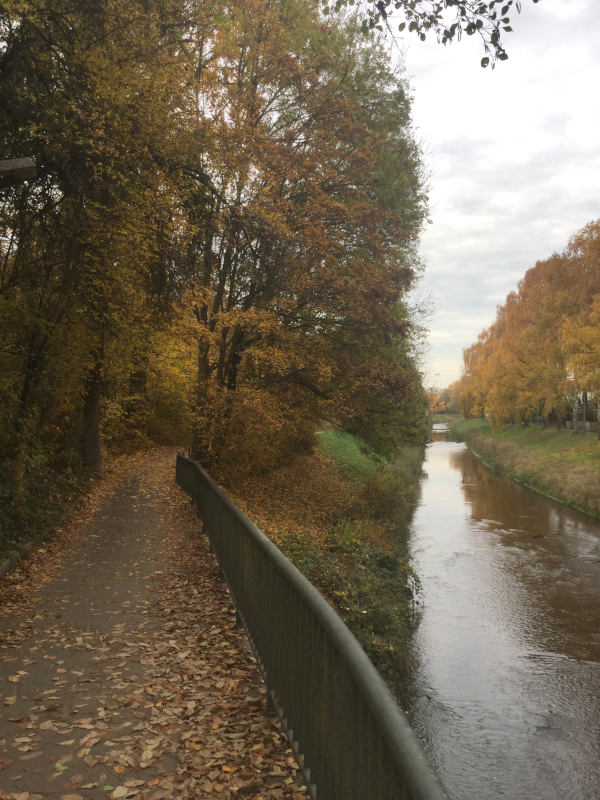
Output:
[[0, 450, 307, 800]]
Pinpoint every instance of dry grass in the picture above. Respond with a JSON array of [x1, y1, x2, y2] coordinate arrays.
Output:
[[456, 421, 600, 516]]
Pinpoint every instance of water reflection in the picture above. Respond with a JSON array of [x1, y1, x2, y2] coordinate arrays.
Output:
[[407, 440, 600, 800]]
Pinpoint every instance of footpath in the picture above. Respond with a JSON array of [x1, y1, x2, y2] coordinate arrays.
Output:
[[0, 450, 307, 800]]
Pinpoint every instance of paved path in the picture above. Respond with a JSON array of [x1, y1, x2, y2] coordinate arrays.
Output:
[[0, 451, 307, 800]]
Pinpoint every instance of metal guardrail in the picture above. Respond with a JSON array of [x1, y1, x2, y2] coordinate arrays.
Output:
[[176, 454, 448, 800]]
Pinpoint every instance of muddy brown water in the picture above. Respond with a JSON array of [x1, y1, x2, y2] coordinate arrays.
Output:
[[406, 425, 600, 800]]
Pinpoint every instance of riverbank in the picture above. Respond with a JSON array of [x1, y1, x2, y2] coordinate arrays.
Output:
[[227, 432, 423, 697], [450, 418, 600, 517]]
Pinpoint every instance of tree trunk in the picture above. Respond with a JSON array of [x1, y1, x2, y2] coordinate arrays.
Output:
[[9, 332, 49, 505], [191, 338, 211, 462], [82, 360, 104, 476]]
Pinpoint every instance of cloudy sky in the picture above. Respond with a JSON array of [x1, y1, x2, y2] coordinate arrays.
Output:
[[398, 0, 600, 389]]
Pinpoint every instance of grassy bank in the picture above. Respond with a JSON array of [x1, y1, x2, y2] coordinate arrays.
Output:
[[452, 418, 600, 517], [227, 431, 424, 698]]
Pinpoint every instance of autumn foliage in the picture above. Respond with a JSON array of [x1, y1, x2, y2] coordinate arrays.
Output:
[[455, 219, 600, 433], [0, 0, 428, 538]]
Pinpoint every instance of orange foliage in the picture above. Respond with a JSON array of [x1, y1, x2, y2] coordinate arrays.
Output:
[[458, 219, 600, 429]]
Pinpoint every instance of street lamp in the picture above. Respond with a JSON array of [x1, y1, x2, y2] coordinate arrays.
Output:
[[0, 158, 37, 182]]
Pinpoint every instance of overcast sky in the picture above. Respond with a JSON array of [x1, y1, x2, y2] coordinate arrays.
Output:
[[398, 0, 600, 389]]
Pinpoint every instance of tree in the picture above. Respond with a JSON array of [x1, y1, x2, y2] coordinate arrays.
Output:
[[459, 219, 600, 432], [427, 390, 446, 414], [323, 0, 540, 67], [176, 1, 428, 478], [1, 0, 431, 526], [0, 0, 186, 503]]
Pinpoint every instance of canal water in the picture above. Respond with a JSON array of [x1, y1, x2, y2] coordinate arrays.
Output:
[[407, 424, 600, 800]]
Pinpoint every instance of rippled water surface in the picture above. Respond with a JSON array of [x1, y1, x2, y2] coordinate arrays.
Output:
[[407, 427, 600, 800]]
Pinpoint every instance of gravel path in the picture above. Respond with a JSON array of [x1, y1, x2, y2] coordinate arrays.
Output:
[[0, 450, 308, 800]]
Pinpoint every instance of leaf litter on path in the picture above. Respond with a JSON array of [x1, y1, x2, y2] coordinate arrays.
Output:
[[0, 449, 308, 799]]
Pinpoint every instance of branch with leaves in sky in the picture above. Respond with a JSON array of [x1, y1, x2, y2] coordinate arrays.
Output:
[[323, 0, 540, 67]]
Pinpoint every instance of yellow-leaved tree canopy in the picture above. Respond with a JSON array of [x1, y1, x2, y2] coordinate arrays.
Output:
[[456, 219, 600, 435], [0, 0, 428, 536]]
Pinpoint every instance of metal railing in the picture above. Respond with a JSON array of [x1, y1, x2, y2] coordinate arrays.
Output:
[[176, 454, 448, 800]]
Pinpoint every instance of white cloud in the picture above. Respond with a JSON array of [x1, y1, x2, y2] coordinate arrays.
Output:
[[403, 0, 600, 387]]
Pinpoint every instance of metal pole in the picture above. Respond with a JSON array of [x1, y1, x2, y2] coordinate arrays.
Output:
[[0, 158, 37, 183]]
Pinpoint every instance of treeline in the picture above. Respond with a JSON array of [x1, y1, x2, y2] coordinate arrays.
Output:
[[0, 0, 428, 541], [447, 219, 600, 431]]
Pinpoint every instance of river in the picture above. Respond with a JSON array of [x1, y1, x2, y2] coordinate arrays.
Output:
[[406, 424, 600, 800]]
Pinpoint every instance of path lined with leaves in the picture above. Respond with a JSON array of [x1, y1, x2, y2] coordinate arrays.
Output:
[[0, 451, 307, 800]]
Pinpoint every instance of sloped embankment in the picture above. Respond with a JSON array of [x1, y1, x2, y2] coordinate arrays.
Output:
[[227, 432, 424, 697], [453, 419, 600, 517]]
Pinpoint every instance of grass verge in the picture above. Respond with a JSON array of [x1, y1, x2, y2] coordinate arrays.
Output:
[[452, 418, 600, 517], [226, 432, 424, 699]]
